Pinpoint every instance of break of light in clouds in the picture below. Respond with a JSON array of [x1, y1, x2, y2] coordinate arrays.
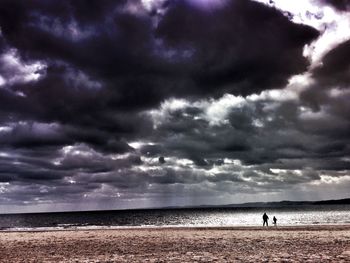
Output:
[[0, 0, 349, 213]]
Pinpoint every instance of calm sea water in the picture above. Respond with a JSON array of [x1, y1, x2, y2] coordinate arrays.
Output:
[[0, 205, 349, 231]]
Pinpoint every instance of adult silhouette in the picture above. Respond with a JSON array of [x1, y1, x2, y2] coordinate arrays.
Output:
[[263, 212, 269, 226]]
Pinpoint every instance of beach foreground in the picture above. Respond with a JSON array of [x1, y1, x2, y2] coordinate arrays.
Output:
[[0, 225, 350, 262]]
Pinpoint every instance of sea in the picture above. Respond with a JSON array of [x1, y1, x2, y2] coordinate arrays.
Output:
[[0, 205, 349, 231]]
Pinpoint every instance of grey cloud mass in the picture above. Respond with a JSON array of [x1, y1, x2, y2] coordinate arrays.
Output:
[[0, 0, 349, 212], [318, 0, 350, 11]]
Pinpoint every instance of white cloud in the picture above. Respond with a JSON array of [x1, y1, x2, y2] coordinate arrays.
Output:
[[203, 94, 245, 126], [0, 49, 46, 87], [148, 98, 191, 128], [60, 144, 99, 158]]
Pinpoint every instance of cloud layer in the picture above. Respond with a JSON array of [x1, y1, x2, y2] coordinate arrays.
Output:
[[0, 0, 349, 212]]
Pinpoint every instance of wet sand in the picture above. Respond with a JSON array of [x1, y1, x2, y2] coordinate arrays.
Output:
[[0, 225, 350, 262]]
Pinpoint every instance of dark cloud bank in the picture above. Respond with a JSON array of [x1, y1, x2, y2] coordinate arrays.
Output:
[[0, 0, 349, 212]]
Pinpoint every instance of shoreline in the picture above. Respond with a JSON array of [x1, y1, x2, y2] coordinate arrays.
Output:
[[1, 223, 350, 233], [1, 225, 349, 262]]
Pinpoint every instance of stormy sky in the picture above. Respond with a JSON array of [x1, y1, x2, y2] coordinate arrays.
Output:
[[0, 0, 350, 213]]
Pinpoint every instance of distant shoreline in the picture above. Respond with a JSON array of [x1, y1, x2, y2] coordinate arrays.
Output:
[[2, 224, 350, 233], [1, 197, 349, 215]]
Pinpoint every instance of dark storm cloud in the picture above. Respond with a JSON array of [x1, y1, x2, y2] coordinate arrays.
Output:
[[0, 122, 71, 148], [156, 0, 318, 95], [300, 38, 350, 127], [312, 39, 350, 88], [0, 0, 319, 107], [0, 143, 144, 187], [1, 0, 350, 210], [0, 154, 64, 182], [143, 91, 350, 173], [0, 0, 319, 161]]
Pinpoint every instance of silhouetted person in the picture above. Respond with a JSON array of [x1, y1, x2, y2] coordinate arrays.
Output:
[[273, 216, 277, 226], [159, 156, 165, 164], [263, 212, 269, 226]]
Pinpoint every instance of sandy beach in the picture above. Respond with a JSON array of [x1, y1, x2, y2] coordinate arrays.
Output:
[[0, 225, 349, 262]]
